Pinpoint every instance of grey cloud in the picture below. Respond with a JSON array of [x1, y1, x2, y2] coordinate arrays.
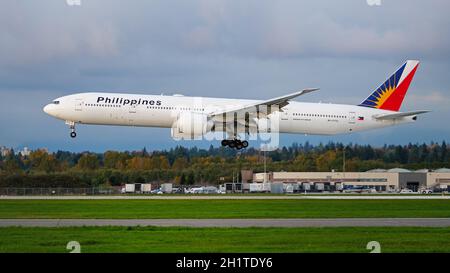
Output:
[[0, 2, 119, 67], [3, 0, 448, 69], [172, 0, 450, 59]]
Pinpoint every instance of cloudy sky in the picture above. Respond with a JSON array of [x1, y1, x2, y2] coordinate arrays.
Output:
[[0, 0, 449, 152]]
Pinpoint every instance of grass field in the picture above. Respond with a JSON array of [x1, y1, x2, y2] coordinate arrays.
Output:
[[1, 199, 449, 253], [0, 226, 449, 253], [0, 199, 450, 219]]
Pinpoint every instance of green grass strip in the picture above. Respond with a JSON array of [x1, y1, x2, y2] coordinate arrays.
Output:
[[0, 199, 449, 219], [0, 226, 449, 253]]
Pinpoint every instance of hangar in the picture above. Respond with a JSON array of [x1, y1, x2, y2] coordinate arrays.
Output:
[[250, 168, 450, 192]]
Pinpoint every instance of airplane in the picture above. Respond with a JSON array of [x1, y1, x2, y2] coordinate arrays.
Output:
[[43, 60, 429, 149]]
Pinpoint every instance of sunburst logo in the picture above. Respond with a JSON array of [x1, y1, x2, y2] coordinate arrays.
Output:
[[365, 77, 397, 108], [372, 85, 396, 108]]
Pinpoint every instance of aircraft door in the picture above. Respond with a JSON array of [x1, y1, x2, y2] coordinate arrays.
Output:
[[279, 107, 292, 132], [348, 112, 356, 124], [128, 104, 138, 124], [75, 98, 83, 112], [348, 111, 356, 132], [129, 104, 137, 114], [281, 108, 290, 121]]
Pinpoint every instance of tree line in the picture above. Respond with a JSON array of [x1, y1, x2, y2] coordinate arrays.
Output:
[[0, 141, 449, 187]]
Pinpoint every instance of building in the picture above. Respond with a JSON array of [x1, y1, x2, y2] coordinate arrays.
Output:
[[252, 168, 450, 192], [19, 147, 31, 157], [0, 146, 12, 157], [425, 168, 450, 191]]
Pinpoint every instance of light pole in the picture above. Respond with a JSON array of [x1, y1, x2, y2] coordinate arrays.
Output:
[[343, 146, 346, 173], [263, 150, 267, 183]]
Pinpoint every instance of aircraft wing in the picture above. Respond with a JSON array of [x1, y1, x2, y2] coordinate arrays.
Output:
[[207, 88, 319, 119], [374, 110, 430, 120]]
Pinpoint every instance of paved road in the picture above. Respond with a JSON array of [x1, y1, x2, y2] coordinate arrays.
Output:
[[1, 195, 449, 200], [1, 218, 449, 227]]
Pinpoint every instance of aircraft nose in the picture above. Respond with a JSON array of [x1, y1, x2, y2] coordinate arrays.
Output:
[[43, 104, 55, 116], [43, 104, 50, 114]]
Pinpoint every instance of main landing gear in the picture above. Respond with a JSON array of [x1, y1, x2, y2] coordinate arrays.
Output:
[[66, 121, 77, 138], [221, 139, 249, 150]]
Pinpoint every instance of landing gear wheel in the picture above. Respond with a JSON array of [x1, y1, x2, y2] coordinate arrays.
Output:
[[70, 132, 77, 138], [236, 142, 243, 150], [223, 138, 249, 149], [228, 141, 236, 148]]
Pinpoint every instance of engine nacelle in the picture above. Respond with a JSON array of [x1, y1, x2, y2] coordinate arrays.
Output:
[[255, 118, 271, 133], [171, 112, 213, 140]]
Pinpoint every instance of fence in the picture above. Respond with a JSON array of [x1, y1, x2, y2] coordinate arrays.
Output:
[[0, 187, 122, 196]]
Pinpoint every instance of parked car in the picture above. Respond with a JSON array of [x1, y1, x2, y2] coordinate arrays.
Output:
[[418, 188, 433, 194], [399, 189, 415, 194], [151, 189, 163, 194], [343, 186, 377, 194]]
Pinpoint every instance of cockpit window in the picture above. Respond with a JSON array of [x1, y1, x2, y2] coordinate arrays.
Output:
[[53, 101, 60, 105]]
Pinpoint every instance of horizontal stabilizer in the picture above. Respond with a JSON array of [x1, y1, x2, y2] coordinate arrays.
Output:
[[374, 110, 430, 120]]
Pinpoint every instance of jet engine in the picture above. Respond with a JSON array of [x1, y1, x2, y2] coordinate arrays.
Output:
[[171, 112, 213, 140], [255, 118, 272, 133]]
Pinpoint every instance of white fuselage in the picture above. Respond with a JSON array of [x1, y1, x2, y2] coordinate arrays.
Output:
[[43, 92, 416, 136]]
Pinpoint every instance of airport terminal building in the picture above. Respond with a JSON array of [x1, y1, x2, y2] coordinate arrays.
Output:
[[249, 168, 450, 192]]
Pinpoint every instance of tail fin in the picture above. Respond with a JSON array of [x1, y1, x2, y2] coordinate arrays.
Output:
[[359, 60, 419, 111]]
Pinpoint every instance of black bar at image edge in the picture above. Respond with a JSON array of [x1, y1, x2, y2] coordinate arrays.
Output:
[[0, 253, 449, 272]]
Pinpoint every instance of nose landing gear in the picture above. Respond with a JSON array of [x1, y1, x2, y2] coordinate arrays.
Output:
[[221, 139, 249, 150], [66, 121, 77, 138]]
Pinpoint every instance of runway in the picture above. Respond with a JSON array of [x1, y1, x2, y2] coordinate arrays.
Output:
[[1, 195, 449, 200], [1, 218, 449, 227]]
